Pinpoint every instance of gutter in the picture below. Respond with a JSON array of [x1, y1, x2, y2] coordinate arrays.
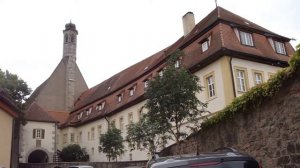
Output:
[[229, 56, 236, 98]]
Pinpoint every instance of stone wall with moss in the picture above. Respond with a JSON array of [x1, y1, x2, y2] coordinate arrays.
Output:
[[161, 46, 300, 168]]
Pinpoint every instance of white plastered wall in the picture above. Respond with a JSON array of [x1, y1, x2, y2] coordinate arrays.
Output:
[[19, 121, 56, 163]]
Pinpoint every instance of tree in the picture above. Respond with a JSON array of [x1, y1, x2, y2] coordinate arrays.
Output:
[[60, 144, 89, 162], [144, 50, 207, 153], [99, 125, 124, 161], [0, 69, 32, 108], [126, 113, 170, 156]]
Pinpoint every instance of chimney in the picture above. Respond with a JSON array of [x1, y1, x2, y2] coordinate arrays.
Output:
[[182, 12, 195, 36]]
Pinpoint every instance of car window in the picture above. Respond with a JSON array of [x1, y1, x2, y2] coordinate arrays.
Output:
[[223, 160, 259, 168]]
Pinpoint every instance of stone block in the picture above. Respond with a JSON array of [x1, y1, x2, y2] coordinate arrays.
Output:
[[277, 156, 291, 165], [287, 142, 296, 154]]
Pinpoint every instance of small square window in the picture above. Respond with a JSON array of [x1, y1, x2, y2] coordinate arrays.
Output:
[[239, 31, 254, 46], [77, 112, 83, 119], [96, 102, 105, 111], [117, 93, 123, 103], [144, 80, 149, 89], [202, 41, 209, 52], [254, 72, 263, 85], [129, 85, 136, 96], [158, 70, 164, 77]]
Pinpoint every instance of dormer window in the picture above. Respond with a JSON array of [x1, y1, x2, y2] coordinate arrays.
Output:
[[86, 107, 92, 116], [96, 101, 105, 111], [158, 69, 164, 77], [239, 30, 254, 46], [129, 85, 136, 96], [201, 36, 211, 52], [274, 41, 286, 55], [268, 38, 286, 55], [77, 112, 83, 120], [117, 93, 123, 103], [144, 79, 149, 89], [175, 60, 180, 68]]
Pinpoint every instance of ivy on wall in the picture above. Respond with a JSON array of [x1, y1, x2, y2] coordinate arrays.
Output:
[[202, 45, 300, 129]]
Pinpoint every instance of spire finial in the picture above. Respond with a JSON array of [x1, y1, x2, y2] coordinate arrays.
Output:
[[215, 0, 218, 8]]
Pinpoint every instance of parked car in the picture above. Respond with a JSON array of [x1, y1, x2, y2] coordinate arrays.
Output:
[[68, 166, 94, 168], [147, 147, 260, 168]]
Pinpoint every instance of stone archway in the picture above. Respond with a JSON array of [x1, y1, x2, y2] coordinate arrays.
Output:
[[28, 149, 48, 163]]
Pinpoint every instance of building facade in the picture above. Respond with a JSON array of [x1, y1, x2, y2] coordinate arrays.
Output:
[[21, 7, 295, 163], [0, 88, 21, 168]]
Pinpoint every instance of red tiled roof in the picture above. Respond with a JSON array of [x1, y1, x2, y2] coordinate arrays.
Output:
[[63, 7, 294, 127], [47, 110, 69, 124]]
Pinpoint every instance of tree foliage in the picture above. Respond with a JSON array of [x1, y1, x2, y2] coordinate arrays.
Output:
[[126, 114, 170, 155], [99, 125, 124, 161], [60, 144, 89, 162], [144, 50, 207, 151], [0, 69, 32, 108]]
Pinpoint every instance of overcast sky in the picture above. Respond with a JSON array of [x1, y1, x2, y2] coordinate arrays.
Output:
[[0, 0, 299, 91]]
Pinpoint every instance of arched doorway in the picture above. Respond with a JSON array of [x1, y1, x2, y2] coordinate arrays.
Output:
[[28, 150, 48, 163]]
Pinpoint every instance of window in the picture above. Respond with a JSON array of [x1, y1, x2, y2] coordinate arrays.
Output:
[[88, 132, 90, 141], [158, 69, 164, 77], [119, 117, 124, 131], [239, 31, 254, 46], [274, 41, 286, 55], [77, 112, 83, 120], [117, 93, 123, 103], [206, 74, 216, 98], [71, 35, 75, 43], [86, 107, 92, 116], [235, 68, 248, 92], [253, 71, 263, 85], [174, 60, 180, 68], [63, 133, 68, 144], [33, 129, 45, 139], [129, 85, 136, 96], [201, 41, 209, 52], [268, 38, 286, 55], [128, 113, 133, 123], [65, 35, 68, 43], [144, 80, 149, 89], [96, 101, 105, 111], [70, 133, 75, 143], [129, 153, 133, 161]]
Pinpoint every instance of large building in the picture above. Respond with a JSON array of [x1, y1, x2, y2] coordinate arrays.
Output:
[[0, 88, 22, 168], [20, 6, 295, 163]]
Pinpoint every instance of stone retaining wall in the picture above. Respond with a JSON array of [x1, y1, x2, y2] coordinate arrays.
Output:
[[161, 72, 300, 168]]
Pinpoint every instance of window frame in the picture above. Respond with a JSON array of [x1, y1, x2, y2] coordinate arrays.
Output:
[[33, 128, 45, 139], [239, 30, 254, 47], [274, 40, 286, 55], [204, 72, 217, 100], [252, 70, 264, 86], [234, 67, 249, 93]]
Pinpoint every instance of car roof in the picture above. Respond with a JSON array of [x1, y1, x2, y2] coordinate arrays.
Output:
[[149, 152, 257, 168]]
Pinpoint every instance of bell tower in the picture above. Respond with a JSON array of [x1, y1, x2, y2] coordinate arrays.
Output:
[[63, 22, 78, 59], [63, 22, 78, 111]]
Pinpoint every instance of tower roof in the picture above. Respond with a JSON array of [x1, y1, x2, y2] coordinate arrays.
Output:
[[64, 22, 78, 33]]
